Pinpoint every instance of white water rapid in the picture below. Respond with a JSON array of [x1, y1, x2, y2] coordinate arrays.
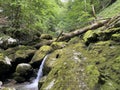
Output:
[[16, 55, 48, 90]]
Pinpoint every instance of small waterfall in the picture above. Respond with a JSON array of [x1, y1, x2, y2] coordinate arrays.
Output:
[[34, 55, 48, 83], [17, 55, 48, 90]]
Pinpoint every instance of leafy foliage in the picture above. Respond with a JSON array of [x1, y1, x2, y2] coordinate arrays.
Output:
[[0, 0, 60, 33], [0, 0, 118, 35]]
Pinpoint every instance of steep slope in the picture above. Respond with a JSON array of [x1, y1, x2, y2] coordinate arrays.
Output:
[[98, 0, 120, 17]]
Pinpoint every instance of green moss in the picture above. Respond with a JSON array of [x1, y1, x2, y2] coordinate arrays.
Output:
[[1, 87, 16, 90], [40, 45, 53, 53], [68, 37, 81, 44], [0, 53, 4, 61], [3, 45, 36, 63], [15, 50, 27, 59], [51, 42, 67, 50], [85, 65, 100, 89], [16, 63, 32, 74], [15, 49, 35, 59], [111, 33, 120, 41], [86, 40, 120, 89], [100, 80, 119, 90], [40, 36, 120, 90], [31, 45, 53, 64], [41, 43, 93, 90], [83, 30, 98, 44], [40, 34, 53, 40], [96, 28, 120, 41]]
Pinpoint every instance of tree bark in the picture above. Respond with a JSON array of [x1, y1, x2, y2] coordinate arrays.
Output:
[[57, 20, 109, 41], [34, 19, 110, 48]]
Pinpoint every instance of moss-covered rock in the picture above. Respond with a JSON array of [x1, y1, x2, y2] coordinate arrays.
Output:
[[68, 36, 81, 44], [16, 63, 33, 75], [85, 65, 100, 89], [97, 28, 120, 41], [0, 53, 11, 80], [30, 45, 53, 66], [40, 36, 120, 90], [0, 35, 17, 49], [14, 49, 35, 63], [40, 43, 92, 90], [51, 42, 67, 50], [43, 49, 63, 75], [111, 33, 120, 41], [5, 45, 36, 64], [14, 63, 33, 82], [86, 40, 120, 90], [40, 34, 53, 40], [83, 30, 98, 45]]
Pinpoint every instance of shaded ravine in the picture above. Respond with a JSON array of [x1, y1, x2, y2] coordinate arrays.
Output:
[[15, 55, 49, 90]]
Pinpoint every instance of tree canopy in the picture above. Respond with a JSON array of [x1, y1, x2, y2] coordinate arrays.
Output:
[[0, 0, 116, 34]]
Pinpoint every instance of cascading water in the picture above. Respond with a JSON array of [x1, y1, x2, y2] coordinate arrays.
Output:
[[33, 54, 48, 83], [16, 55, 48, 90]]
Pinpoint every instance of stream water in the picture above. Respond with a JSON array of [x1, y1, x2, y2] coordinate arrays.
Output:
[[15, 55, 48, 90]]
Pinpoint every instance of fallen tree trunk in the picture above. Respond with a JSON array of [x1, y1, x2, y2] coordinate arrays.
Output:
[[34, 19, 110, 48], [57, 19, 109, 41]]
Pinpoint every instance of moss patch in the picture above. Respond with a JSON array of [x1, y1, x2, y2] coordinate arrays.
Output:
[[51, 42, 67, 50], [86, 40, 120, 90], [40, 37, 120, 90], [40, 34, 53, 40], [83, 30, 98, 44], [30, 45, 53, 66], [4, 45, 36, 65], [111, 33, 120, 41], [40, 43, 97, 90]]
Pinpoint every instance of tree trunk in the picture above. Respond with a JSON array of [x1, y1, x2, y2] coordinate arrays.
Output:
[[57, 20, 109, 41], [34, 19, 110, 48]]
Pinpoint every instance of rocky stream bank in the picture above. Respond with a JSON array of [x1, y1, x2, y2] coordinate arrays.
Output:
[[0, 24, 120, 90]]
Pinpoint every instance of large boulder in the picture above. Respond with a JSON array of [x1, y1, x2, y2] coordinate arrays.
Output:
[[43, 50, 62, 75], [5, 45, 36, 65], [14, 63, 33, 83], [0, 53, 12, 80], [16, 63, 33, 75], [40, 43, 93, 90], [0, 35, 17, 49], [40, 38, 120, 90], [97, 28, 120, 41], [30, 45, 53, 66]]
